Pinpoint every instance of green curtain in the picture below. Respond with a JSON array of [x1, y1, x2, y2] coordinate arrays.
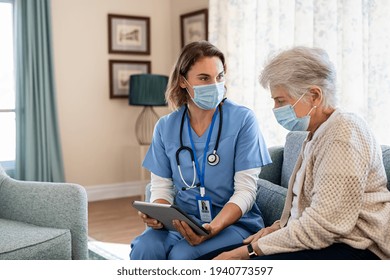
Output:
[[15, 0, 65, 182]]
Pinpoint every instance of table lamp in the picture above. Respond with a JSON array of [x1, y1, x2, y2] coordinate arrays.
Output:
[[129, 74, 168, 145]]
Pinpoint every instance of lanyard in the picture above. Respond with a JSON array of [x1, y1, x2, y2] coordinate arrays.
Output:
[[186, 108, 219, 188]]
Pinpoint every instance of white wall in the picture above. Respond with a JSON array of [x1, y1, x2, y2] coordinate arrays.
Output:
[[51, 0, 208, 193]]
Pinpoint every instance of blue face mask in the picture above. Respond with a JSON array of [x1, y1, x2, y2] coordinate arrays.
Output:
[[184, 78, 225, 110], [273, 94, 316, 131]]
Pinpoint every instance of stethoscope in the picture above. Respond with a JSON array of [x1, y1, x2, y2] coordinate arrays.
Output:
[[175, 103, 223, 190]]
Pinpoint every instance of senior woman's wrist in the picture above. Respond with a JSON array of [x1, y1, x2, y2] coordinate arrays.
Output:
[[249, 242, 264, 258]]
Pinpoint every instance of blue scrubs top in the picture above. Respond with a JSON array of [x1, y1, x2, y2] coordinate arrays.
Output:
[[143, 99, 272, 233]]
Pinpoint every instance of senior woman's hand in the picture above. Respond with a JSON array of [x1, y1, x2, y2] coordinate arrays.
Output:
[[213, 222, 280, 260], [213, 245, 249, 260], [244, 220, 281, 245]]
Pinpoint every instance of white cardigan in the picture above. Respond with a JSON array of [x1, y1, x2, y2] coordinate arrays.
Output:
[[258, 109, 390, 259]]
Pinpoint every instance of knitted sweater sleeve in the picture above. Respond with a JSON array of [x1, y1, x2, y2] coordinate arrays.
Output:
[[258, 139, 370, 255]]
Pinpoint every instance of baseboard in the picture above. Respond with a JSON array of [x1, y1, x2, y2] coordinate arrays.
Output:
[[85, 180, 149, 202]]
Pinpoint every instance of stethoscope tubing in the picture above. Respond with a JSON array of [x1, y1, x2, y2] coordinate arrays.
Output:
[[176, 103, 223, 190]]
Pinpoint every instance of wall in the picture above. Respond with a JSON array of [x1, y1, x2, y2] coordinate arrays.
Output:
[[51, 0, 208, 199]]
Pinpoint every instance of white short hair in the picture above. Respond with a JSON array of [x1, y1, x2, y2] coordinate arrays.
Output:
[[259, 46, 338, 109]]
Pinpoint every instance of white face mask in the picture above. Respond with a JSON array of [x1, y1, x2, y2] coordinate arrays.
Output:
[[184, 78, 225, 110], [273, 93, 316, 131]]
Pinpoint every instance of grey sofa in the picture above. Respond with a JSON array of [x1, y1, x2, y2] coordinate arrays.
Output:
[[145, 131, 390, 228], [0, 166, 88, 260], [257, 131, 390, 227], [141, 131, 389, 259]]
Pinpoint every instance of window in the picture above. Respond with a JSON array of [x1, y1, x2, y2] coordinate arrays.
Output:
[[0, 1, 15, 172]]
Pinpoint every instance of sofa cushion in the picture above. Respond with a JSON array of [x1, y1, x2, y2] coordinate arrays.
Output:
[[0, 218, 71, 260], [259, 146, 284, 186], [256, 179, 287, 227], [281, 132, 307, 188]]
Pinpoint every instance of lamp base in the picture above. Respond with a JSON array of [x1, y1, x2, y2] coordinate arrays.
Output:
[[135, 106, 159, 145]]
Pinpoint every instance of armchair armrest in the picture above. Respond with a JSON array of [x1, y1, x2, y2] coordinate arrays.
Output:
[[259, 145, 284, 186], [0, 176, 88, 259]]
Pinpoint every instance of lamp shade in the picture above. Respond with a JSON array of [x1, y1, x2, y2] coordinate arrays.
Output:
[[129, 74, 168, 106]]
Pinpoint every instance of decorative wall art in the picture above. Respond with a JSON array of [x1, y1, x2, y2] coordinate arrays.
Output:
[[108, 14, 150, 54], [109, 60, 151, 99], [180, 9, 208, 47]]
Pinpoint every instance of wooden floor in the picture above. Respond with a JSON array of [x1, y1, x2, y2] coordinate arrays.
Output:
[[88, 196, 145, 244]]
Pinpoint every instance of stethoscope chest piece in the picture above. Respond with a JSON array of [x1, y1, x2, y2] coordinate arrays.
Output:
[[207, 152, 220, 166]]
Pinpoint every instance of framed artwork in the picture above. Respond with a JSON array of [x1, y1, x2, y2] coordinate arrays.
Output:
[[108, 14, 150, 54], [109, 60, 151, 99], [180, 9, 208, 47]]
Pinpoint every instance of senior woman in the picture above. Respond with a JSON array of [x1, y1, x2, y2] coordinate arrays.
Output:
[[215, 46, 390, 260]]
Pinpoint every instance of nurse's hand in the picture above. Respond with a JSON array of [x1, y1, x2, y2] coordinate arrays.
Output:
[[172, 220, 214, 246], [137, 211, 163, 230]]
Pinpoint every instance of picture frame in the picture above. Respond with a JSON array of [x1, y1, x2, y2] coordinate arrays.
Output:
[[108, 14, 150, 55], [180, 9, 208, 48], [109, 60, 151, 99]]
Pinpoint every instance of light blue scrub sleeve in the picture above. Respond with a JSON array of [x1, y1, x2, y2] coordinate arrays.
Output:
[[142, 118, 172, 179], [234, 110, 271, 171]]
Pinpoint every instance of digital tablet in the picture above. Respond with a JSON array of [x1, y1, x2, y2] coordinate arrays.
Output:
[[132, 201, 210, 236]]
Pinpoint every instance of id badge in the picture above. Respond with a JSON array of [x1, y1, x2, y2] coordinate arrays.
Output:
[[196, 194, 213, 223]]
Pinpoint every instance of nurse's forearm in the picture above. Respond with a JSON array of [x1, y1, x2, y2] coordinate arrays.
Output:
[[210, 202, 242, 234]]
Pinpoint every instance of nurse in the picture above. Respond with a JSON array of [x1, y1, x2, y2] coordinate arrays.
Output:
[[130, 41, 271, 260]]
